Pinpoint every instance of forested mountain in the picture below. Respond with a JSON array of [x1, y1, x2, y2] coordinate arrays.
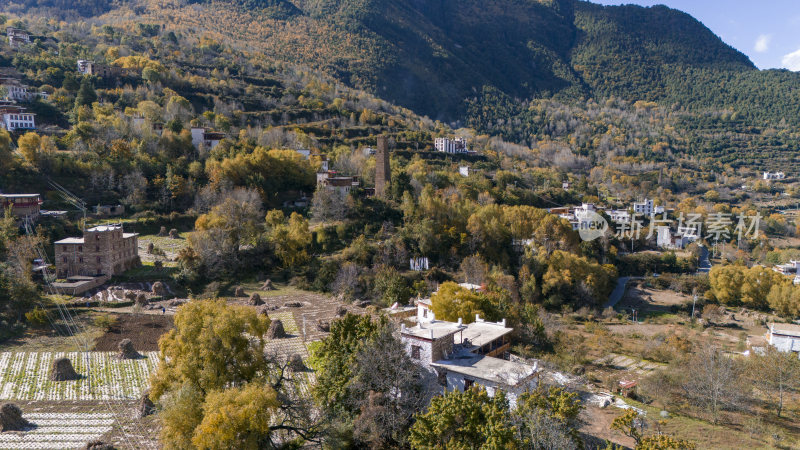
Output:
[[91, 0, 800, 126], [10, 0, 796, 128], [4, 0, 800, 171]]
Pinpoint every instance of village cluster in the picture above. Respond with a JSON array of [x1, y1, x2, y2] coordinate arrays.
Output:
[[2, 14, 800, 449]]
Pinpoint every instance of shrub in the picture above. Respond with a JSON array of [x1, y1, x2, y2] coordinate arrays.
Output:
[[93, 314, 117, 331], [25, 307, 49, 328]]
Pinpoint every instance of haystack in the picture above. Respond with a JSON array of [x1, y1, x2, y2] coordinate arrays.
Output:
[[135, 293, 149, 307], [267, 319, 287, 339], [168, 229, 178, 239], [146, 242, 155, 254], [284, 302, 302, 308], [157, 226, 167, 237], [234, 286, 245, 297], [86, 441, 116, 450], [288, 354, 305, 372], [336, 306, 348, 317], [117, 339, 142, 360], [261, 279, 276, 291], [0, 403, 31, 432], [50, 357, 79, 381], [137, 391, 155, 418], [249, 293, 264, 306], [151, 281, 166, 297], [316, 320, 331, 332]]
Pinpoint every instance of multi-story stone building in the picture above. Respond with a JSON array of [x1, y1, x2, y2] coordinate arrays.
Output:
[[54, 225, 139, 278]]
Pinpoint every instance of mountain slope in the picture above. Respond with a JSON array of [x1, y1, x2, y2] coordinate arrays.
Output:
[[5, 0, 800, 128]]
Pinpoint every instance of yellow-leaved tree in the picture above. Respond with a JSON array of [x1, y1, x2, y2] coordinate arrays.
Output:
[[150, 300, 317, 449]]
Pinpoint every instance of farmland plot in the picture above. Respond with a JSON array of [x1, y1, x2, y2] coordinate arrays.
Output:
[[0, 412, 114, 450], [0, 352, 158, 401]]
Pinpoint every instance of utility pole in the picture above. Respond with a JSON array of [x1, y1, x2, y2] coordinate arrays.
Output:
[[692, 293, 697, 321]]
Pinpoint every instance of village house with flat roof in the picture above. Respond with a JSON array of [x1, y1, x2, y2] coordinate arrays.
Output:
[[0, 193, 42, 221], [767, 323, 800, 358], [6, 27, 31, 48], [53, 225, 139, 278], [401, 296, 539, 406]]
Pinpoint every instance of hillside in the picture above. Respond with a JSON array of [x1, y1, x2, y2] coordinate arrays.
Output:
[[74, 0, 798, 128]]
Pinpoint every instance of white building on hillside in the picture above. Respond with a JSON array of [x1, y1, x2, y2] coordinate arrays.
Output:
[[6, 27, 31, 48], [0, 105, 36, 131], [435, 137, 468, 154], [763, 172, 786, 181], [190, 127, 224, 150], [402, 297, 539, 407], [608, 210, 630, 223], [633, 199, 654, 216], [767, 323, 800, 358]]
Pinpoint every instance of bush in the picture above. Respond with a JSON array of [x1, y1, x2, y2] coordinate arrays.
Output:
[[93, 314, 117, 331], [25, 307, 49, 328]]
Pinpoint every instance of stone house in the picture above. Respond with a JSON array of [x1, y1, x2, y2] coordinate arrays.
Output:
[[54, 225, 139, 278], [401, 302, 539, 406]]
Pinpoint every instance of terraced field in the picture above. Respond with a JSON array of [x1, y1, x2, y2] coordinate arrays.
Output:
[[0, 352, 158, 401], [0, 412, 115, 450]]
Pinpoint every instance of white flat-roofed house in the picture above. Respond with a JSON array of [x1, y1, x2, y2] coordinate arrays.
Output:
[[0, 105, 36, 131], [767, 323, 800, 358], [633, 199, 654, 216], [190, 127, 224, 150], [763, 171, 786, 181], [435, 137, 468, 154], [608, 210, 630, 224], [1, 78, 31, 102], [774, 261, 800, 276], [317, 171, 360, 196], [402, 298, 539, 407]]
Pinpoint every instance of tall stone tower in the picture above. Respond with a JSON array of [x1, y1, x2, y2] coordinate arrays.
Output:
[[375, 135, 391, 198]]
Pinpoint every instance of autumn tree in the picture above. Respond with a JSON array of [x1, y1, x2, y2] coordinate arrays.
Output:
[[430, 281, 496, 323], [512, 387, 583, 449], [151, 300, 316, 448], [767, 284, 800, 318], [265, 210, 312, 270], [408, 387, 517, 449]]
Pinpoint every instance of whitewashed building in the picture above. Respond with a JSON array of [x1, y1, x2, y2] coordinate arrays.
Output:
[[633, 199, 654, 216], [435, 137, 468, 154], [0, 105, 36, 131], [402, 298, 539, 407], [767, 323, 800, 358], [190, 127, 224, 150], [763, 172, 786, 181], [608, 210, 630, 223]]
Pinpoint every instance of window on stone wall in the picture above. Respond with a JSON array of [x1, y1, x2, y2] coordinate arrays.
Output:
[[464, 378, 474, 390], [411, 345, 421, 359]]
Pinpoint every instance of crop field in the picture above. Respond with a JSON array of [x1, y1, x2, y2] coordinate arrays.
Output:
[[0, 411, 116, 450], [0, 352, 158, 401], [264, 311, 308, 358]]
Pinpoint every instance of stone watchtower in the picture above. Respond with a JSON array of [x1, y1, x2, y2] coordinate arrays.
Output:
[[375, 135, 391, 198]]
